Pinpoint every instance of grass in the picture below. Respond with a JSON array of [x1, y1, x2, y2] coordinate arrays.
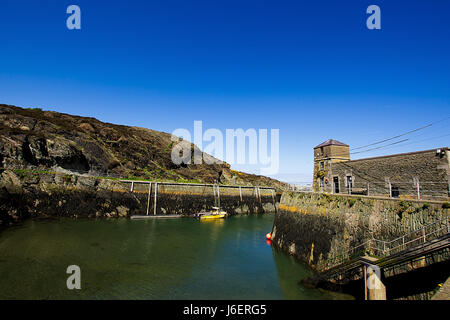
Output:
[[163, 141, 174, 153], [9, 167, 208, 186], [348, 198, 356, 207], [13, 168, 56, 178], [122, 175, 203, 184], [422, 202, 430, 210]]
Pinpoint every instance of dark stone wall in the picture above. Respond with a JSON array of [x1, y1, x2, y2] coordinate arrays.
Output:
[[272, 192, 450, 299], [271, 192, 450, 270], [0, 169, 279, 227]]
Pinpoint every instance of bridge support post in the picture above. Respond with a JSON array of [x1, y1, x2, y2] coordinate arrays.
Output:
[[271, 189, 277, 213], [416, 180, 421, 200], [154, 182, 158, 215], [364, 265, 367, 300], [217, 184, 221, 208], [447, 217, 450, 233], [146, 182, 152, 216]]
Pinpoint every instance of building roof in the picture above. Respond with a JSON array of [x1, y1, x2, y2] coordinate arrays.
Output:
[[314, 139, 349, 148], [342, 147, 448, 163]]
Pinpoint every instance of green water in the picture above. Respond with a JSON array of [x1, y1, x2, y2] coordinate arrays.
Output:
[[0, 214, 350, 300]]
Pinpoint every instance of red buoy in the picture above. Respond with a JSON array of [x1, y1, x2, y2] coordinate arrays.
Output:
[[266, 239, 272, 246], [266, 233, 272, 240]]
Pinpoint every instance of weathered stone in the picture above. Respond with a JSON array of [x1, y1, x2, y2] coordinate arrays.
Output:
[[0, 170, 280, 227], [116, 205, 129, 217], [1, 170, 22, 187], [272, 192, 450, 269]]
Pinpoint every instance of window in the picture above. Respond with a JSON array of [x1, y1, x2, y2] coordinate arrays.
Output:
[[333, 177, 339, 193], [320, 162, 324, 170], [347, 176, 353, 193], [391, 186, 399, 198], [319, 177, 324, 188]]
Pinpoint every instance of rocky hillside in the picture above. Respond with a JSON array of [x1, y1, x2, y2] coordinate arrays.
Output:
[[0, 104, 287, 188]]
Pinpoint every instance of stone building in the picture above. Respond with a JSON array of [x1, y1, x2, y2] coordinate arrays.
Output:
[[313, 139, 450, 200]]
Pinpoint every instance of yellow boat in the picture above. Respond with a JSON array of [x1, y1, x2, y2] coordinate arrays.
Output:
[[198, 207, 228, 220]]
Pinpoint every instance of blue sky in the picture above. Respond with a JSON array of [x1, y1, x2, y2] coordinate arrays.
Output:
[[0, 1, 449, 183]]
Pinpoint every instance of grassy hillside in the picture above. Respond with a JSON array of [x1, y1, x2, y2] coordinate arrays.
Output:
[[0, 104, 287, 188]]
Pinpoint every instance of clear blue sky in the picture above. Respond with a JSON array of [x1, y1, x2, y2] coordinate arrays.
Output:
[[1, 1, 449, 183]]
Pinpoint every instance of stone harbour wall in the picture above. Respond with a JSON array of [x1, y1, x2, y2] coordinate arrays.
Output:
[[271, 191, 450, 270], [0, 169, 279, 227]]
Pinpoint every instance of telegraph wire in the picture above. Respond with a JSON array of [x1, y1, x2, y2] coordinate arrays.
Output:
[[350, 138, 409, 155], [350, 116, 450, 151], [366, 133, 450, 153], [318, 132, 449, 158]]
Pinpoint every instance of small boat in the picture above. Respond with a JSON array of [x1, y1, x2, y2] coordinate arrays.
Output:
[[193, 207, 228, 220]]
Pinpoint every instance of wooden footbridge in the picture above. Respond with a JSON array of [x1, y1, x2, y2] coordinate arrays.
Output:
[[313, 216, 450, 299], [119, 180, 278, 216]]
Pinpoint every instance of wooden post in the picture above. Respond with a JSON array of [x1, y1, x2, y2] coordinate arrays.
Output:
[[154, 182, 158, 215], [388, 181, 392, 198], [416, 180, 420, 200], [364, 265, 367, 301], [271, 189, 277, 213], [217, 184, 220, 208], [367, 266, 386, 300], [367, 182, 370, 196], [239, 186, 242, 201], [447, 217, 450, 233], [258, 187, 261, 203], [130, 181, 134, 192], [146, 182, 152, 215]]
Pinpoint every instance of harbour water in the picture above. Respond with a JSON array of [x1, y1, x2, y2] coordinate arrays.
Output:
[[0, 213, 351, 299]]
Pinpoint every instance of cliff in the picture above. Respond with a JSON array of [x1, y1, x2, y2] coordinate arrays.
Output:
[[0, 104, 286, 188]]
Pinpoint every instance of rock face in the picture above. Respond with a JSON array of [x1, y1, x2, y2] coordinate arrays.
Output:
[[272, 192, 450, 300], [272, 192, 450, 270], [0, 104, 287, 188], [0, 169, 279, 227]]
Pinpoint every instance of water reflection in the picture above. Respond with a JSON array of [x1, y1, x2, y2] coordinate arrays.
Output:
[[0, 214, 349, 299], [271, 246, 355, 300]]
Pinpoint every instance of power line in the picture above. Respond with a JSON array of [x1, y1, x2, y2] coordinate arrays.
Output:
[[350, 116, 450, 151], [350, 139, 409, 155], [366, 133, 450, 152], [318, 132, 449, 158]]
